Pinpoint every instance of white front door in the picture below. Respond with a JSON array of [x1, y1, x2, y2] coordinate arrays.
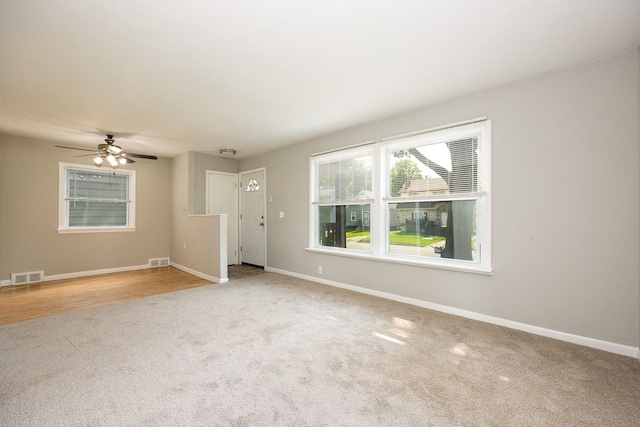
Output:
[[240, 169, 265, 267], [206, 171, 238, 265]]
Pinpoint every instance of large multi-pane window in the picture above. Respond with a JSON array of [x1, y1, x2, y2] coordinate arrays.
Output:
[[58, 163, 135, 232], [310, 120, 491, 273]]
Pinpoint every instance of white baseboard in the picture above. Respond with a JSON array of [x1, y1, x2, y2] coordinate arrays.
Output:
[[45, 264, 150, 282], [1, 264, 150, 286], [171, 262, 227, 284], [265, 266, 639, 359], [2, 263, 227, 286]]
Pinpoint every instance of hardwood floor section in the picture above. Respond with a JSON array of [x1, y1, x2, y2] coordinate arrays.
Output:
[[0, 267, 211, 326]]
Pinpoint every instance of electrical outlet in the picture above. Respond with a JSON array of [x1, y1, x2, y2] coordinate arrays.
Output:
[[318, 266, 323, 274]]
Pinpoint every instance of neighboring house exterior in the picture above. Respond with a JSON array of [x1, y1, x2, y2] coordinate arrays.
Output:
[[317, 187, 372, 247], [318, 188, 373, 230], [321, 179, 451, 234], [346, 190, 373, 228], [391, 177, 450, 233], [399, 177, 449, 197]]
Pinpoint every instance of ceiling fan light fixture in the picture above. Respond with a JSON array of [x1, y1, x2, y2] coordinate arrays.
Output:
[[56, 134, 158, 167], [108, 145, 123, 154], [106, 154, 118, 167], [219, 148, 236, 157]]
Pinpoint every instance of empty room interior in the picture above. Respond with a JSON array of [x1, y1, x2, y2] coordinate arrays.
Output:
[[1, 1, 640, 425]]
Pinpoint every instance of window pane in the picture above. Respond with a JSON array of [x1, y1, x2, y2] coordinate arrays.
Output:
[[318, 204, 370, 251], [246, 179, 259, 191], [67, 170, 129, 201], [317, 155, 373, 203], [68, 201, 127, 227], [388, 200, 477, 261], [389, 137, 480, 196]]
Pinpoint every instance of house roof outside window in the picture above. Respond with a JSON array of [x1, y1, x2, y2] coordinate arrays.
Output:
[[400, 177, 448, 197]]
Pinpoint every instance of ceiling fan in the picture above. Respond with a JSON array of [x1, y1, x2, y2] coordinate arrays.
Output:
[[56, 134, 158, 168]]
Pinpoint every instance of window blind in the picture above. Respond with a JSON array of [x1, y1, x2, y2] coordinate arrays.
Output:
[[314, 149, 373, 204], [386, 125, 488, 197], [66, 169, 129, 202]]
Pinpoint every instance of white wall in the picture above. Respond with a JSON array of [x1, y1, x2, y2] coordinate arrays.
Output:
[[240, 51, 640, 349]]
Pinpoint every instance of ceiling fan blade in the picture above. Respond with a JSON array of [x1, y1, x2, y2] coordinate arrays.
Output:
[[73, 153, 99, 157], [123, 158, 136, 164], [55, 145, 96, 152], [122, 153, 158, 160]]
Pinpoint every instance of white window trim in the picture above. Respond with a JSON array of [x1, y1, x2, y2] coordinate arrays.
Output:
[[58, 162, 136, 234], [307, 119, 492, 275], [305, 246, 493, 275]]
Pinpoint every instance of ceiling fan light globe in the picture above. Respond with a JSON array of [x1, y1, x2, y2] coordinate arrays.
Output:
[[118, 157, 127, 165], [93, 156, 103, 165], [108, 145, 122, 154]]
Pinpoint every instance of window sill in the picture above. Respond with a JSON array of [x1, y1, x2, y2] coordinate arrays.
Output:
[[58, 227, 136, 234], [305, 247, 493, 275]]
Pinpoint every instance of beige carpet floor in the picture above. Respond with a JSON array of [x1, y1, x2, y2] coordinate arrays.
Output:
[[1, 271, 639, 426]]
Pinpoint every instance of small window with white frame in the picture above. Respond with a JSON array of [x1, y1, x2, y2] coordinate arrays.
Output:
[[309, 119, 491, 273], [58, 163, 136, 233]]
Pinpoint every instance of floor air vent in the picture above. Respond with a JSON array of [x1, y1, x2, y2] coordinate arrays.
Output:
[[11, 271, 44, 286], [149, 258, 170, 268]]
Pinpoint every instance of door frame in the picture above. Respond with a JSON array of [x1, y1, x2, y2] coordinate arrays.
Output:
[[205, 170, 239, 265], [239, 167, 267, 267]]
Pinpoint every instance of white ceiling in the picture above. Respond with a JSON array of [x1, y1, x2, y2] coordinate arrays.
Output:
[[1, 1, 639, 159]]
